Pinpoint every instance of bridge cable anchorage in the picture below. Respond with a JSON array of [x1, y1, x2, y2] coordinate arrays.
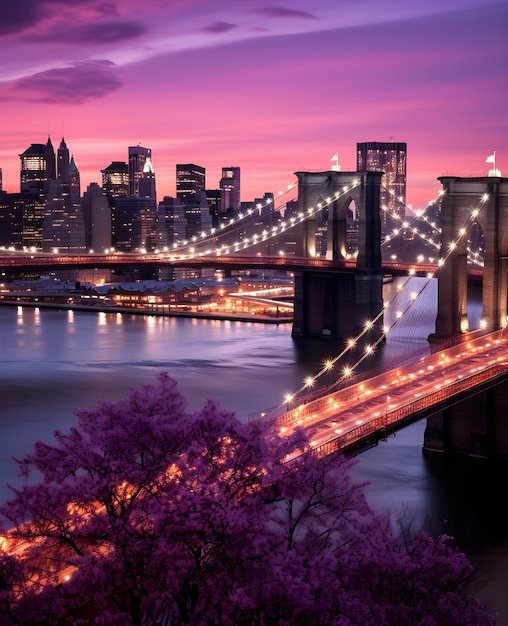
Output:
[[262, 189, 489, 423]]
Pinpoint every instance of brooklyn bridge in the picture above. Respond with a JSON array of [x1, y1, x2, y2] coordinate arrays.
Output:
[[1, 171, 508, 461]]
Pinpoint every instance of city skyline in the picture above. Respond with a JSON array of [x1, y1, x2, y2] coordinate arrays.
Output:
[[0, 0, 506, 210]]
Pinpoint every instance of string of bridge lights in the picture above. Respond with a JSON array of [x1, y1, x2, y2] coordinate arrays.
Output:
[[381, 187, 485, 268], [5, 170, 489, 421], [263, 190, 490, 419], [164, 178, 355, 258], [154, 173, 488, 417]]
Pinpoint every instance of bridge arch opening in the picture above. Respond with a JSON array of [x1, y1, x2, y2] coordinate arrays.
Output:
[[432, 176, 508, 341]]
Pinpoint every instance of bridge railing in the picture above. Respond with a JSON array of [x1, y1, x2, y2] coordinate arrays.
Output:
[[277, 330, 507, 429], [311, 362, 508, 458]]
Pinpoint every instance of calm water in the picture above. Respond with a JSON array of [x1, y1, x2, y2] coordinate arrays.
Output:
[[0, 277, 506, 622]]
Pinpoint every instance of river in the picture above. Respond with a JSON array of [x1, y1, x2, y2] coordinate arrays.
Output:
[[0, 276, 507, 622]]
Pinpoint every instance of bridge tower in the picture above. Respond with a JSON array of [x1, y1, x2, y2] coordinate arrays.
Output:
[[292, 170, 384, 340], [431, 176, 508, 340]]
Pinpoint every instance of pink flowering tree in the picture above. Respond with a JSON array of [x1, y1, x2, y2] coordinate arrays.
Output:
[[0, 373, 497, 625]]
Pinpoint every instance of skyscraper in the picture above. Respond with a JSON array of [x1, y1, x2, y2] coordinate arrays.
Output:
[[157, 196, 186, 248], [176, 164, 205, 206], [42, 138, 85, 252], [18, 137, 56, 248], [57, 137, 70, 183], [128, 145, 152, 197], [356, 141, 407, 233], [113, 197, 157, 252], [19, 137, 56, 197], [81, 183, 111, 252], [101, 161, 129, 207], [220, 166, 240, 212], [138, 155, 156, 200]]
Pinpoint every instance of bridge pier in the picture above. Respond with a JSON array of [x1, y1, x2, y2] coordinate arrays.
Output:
[[292, 269, 384, 340], [423, 379, 508, 460], [292, 170, 384, 340]]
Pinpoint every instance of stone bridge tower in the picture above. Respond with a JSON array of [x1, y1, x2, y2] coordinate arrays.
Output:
[[432, 176, 508, 340], [292, 170, 384, 340]]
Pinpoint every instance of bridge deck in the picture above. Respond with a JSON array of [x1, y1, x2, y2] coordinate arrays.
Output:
[[273, 330, 508, 459]]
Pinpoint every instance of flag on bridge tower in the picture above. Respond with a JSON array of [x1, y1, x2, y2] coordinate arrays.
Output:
[[486, 152, 501, 177], [330, 152, 340, 171]]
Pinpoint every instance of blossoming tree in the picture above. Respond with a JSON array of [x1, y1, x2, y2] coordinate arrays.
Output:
[[0, 373, 497, 625]]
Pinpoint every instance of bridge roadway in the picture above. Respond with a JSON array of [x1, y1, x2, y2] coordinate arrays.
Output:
[[274, 329, 508, 459], [0, 249, 441, 276]]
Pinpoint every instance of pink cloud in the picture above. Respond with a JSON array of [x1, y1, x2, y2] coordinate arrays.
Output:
[[0, 60, 122, 104]]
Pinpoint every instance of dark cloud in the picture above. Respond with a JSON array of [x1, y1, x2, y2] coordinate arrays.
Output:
[[253, 6, 317, 20], [50, 21, 145, 44], [1, 60, 122, 104], [202, 21, 238, 34], [0, 0, 41, 35]]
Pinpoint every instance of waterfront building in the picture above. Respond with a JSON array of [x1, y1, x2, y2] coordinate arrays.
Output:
[[88, 280, 200, 309]]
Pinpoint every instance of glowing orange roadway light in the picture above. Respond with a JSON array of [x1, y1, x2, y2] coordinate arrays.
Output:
[[304, 376, 315, 387], [324, 360, 333, 370]]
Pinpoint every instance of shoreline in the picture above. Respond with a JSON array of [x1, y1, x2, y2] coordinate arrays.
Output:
[[0, 299, 293, 325]]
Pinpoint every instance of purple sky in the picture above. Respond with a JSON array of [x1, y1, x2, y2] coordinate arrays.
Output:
[[0, 0, 506, 210]]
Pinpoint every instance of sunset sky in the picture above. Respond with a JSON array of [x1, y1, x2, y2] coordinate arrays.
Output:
[[0, 0, 506, 211]]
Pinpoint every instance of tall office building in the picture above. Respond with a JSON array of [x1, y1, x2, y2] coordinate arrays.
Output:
[[19, 137, 56, 197], [205, 189, 225, 227], [56, 139, 81, 206], [157, 196, 186, 248], [220, 166, 240, 212], [101, 161, 129, 208], [356, 141, 407, 233], [138, 155, 156, 200], [128, 145, 152, 197], [113, 196, 157, 252], [43, 139, 85, 252], [176, 164, 205, 206], [18, 137, 57, 248], [81, 183, 111, 252], [57, 137, 70, 182], [183, 192, 212, 240], [0, 191, 23, 248]]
